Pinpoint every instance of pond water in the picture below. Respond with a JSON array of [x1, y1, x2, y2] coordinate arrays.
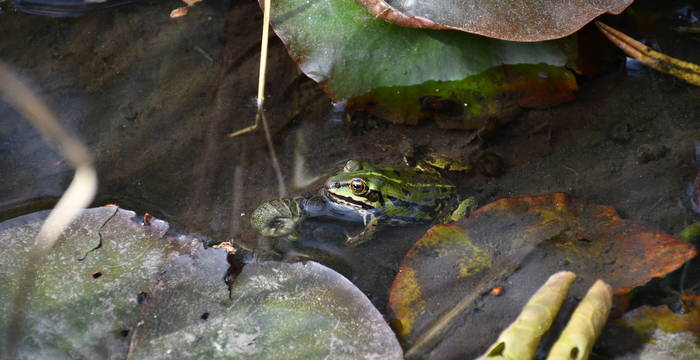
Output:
[[1, 0, 700, 358]]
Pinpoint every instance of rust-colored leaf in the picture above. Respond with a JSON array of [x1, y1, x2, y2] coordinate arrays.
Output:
[[389, 193, 697, 359], [473, 193, 696, 293], [358, 0, 633, 42]]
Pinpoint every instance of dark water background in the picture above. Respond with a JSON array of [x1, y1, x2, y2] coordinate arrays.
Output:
[[1, 0, 699, 346]]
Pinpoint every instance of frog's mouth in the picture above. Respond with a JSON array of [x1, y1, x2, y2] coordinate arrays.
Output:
[[323, 189, 376, 210]]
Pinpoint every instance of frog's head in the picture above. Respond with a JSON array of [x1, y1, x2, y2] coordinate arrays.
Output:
[[323, 160, 385, 210]]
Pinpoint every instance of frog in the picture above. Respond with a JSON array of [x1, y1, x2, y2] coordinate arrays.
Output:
[[250, 159, 477, 247]]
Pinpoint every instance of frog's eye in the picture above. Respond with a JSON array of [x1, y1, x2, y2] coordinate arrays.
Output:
[[350, 178, 369, 195], [344, 160, 361, 172]]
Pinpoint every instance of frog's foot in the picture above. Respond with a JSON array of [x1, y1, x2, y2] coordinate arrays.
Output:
[[344, 215, 379, 247], [402, 146, 471, 174], [250, 197, 306, 239], [448, 197, 478, 222], [422, 152, 471, 173]]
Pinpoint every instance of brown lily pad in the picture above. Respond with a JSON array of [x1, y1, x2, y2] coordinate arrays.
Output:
[[358, 0, 634, 42], [389, 193, 697, 359]]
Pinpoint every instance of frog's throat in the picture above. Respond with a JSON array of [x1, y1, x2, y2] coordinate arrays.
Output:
[[324, 190, 376, 210]]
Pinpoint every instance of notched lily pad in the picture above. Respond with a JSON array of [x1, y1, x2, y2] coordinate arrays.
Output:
[[0, 207, 184, 359], [130, 254, 404, 359], [1, 208, 401, 359], [267, 0, 580, 129], [389, 193, 697, 359], [358, 0, 634, 42]]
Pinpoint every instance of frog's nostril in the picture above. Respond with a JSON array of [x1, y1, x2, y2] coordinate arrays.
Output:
[[334, 182, 341, 189]]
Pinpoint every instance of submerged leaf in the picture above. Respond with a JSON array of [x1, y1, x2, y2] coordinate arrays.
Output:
[[389, 193, 697, 359], [267, 0, 579, 129], [357, 0, 633, 42]]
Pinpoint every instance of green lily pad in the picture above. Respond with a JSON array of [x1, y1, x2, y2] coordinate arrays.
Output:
[[130, 252, 404, 359], [268, 0, 579, 129], [0, 207, 181, 359], [0, 208, 402, 359], [388, 193, 697, 359]]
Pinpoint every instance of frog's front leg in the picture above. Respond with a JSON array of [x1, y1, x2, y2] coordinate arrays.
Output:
[[447, 196, 478, 222], [344, 213, 380, 247]]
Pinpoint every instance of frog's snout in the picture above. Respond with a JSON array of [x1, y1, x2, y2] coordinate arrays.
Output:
[[325, 181, 342, 191]]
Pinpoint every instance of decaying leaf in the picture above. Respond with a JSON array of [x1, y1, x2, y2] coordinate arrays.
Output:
[[170, 0, 202, 18], [357, 0, 633, 42], [389, 193, 697, 359], [170, 6, 189, 18]]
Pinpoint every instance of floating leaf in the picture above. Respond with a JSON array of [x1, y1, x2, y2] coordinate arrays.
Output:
[[389, 193, 697, 359], [267, 0, 579, 129], [1, 208, 401, 359], [0, 207, 183, 359], [357, 0, 633, 42], [130, 253, 404, 359]]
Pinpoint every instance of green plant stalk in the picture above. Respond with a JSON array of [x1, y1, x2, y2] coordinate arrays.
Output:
[[546, 279, 612, 360], [477, 271, 577, 360]]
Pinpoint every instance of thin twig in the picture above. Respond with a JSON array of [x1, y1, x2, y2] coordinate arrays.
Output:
[[562, 165, 579, 183], [262, 111, 287, 197], [675, 26, 700, 34], [227, 0, 286, 197], [228, 0, 272, 138], [0, 63, 97, 359], [194, 46, 214, 64]]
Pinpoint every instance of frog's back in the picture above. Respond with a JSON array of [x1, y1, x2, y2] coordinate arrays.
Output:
[[377, 166, 456, 221]]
